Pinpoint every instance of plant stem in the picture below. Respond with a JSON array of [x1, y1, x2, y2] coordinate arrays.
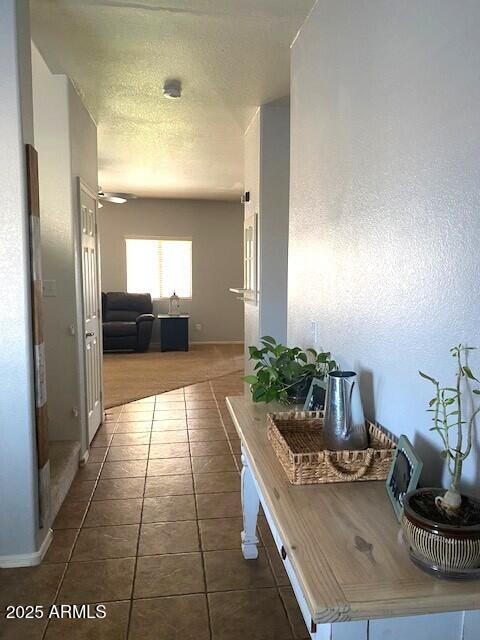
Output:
[[441, 395, 454, 476], [451, 458, 462, 493], [455, 348, 463, 464], [460, 405, 480, 461], [421, 344, 479, 514]]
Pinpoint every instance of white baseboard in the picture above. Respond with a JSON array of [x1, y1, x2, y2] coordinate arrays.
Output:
[[150, 341, 244, 347], [0, 528, 53, 568]]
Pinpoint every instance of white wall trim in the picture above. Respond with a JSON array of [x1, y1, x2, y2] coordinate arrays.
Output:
[[70, 78, 97, 127], [73, 177, 88, 456], [0, 528, 53, 568], [79, 448, 89, 466], [290, 0, 319, 49], [244, 106, 261, 136]]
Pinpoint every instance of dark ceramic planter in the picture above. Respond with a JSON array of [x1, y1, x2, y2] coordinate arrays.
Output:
[[286, 377, 312, 404], [402, 488, 480, 575]]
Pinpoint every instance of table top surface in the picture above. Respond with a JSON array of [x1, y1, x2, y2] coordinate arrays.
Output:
[[226, 395, 480, 624], [156, 314, 190, 319]]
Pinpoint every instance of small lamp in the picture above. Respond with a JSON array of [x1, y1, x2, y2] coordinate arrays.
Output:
[[168, 291, 180, 316]]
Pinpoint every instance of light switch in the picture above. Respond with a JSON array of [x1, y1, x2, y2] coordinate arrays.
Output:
[[43, 279, 57, 297]]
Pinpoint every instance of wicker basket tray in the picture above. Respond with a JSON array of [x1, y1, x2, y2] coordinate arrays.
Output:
[[267, 410, 396, 485]]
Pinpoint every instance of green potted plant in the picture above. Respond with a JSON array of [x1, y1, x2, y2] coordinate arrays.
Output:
[[243, 335, 337, 404], [402, 344, 480, 576]]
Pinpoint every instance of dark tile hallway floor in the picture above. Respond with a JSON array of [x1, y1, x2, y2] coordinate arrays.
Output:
[[0, 374, 308, 640]]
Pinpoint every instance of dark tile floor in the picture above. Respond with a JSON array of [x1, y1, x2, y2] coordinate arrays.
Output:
[[0, 374, 308, 640]]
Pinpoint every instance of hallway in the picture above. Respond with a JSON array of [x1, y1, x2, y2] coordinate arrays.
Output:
[[0, 373, 307, 640]]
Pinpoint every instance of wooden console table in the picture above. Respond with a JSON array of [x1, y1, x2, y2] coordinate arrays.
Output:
[[226, 396, 480, 640]]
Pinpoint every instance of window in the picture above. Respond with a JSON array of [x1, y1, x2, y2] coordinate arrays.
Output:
[[126, 237, 192, 299]]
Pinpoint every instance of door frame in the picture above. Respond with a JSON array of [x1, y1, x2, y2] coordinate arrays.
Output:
[[73, 177, 104, 457]]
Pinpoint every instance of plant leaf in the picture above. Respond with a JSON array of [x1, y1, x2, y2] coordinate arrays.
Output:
[[260, 341, 274, 351], [257, 370, 270, 384], [243, 375, 258, 385], [462, 366, 479, 382], [248, 346, 262, 359], [252, 386, 266, 402], [419, 371, 438, 384]]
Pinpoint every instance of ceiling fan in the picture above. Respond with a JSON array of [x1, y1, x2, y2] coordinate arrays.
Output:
[[97, 188, 138, 205]]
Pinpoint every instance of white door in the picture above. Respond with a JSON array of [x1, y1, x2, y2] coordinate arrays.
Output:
[[79, 182, 103, 443]]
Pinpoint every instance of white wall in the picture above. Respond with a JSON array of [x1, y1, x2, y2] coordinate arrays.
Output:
[[31, 43, 98, 452], [289, 0, 480, 493], [32, 44, 78, 442], [258, 104, 290, 343], [68, 82, 98, 194], [244, 110, 261, 357], [68, 78, 98, 455], [98, 198, 244, 343], [0, 0, 42, 559], [243, 104, 290, 371]]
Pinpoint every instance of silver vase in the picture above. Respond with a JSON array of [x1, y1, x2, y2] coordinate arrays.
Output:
[[323, 371, 367, 451]]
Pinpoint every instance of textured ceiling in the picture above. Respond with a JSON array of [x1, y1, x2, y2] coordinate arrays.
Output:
[[30, 0, 313, 200]]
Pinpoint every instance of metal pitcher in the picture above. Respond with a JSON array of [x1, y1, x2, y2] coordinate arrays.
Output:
[[323, 371, 368, 451]]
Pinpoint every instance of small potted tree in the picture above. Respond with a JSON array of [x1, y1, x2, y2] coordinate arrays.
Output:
[[244, 336, 337, 404], [402, 345, 480, 576]]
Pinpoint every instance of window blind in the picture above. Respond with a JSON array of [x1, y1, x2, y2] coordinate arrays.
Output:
[[126, 238, 192, 298]]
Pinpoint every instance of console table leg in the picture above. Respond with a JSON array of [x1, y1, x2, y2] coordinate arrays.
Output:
[[241, 448, 260, 559]]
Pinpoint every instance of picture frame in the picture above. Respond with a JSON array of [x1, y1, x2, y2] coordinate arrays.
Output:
[[386, 435, 423, 522], [303, 377, 326, 412]]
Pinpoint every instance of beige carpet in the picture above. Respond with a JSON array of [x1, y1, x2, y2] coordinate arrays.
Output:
[[103, 343, 244, 408]]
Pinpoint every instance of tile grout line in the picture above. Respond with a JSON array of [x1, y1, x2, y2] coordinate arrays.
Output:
[[209, 380, 298, 640], [38, 377, 249, 639], [32, 583, 295, 612], [124, 400, 152, 639], [188, 384, 213, 640], [41, 410, 120, 639], [209, 380, 241, 474]]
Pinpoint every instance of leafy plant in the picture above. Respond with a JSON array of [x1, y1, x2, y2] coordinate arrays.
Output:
[[419, 344, 480, 515], [243, 335, 337, 404]]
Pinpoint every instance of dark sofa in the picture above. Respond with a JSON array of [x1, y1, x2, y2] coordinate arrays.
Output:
[[102, 292, 155, 352]]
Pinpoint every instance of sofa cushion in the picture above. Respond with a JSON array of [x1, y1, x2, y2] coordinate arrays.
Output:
[[103, 321, 137, 338], [103, 292, 153, 322]]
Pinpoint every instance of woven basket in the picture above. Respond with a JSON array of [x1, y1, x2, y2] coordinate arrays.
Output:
[[267, 410, 396, 485]]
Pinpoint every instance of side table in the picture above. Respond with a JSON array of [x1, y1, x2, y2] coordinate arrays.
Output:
[[157, 314, 189, 352]]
